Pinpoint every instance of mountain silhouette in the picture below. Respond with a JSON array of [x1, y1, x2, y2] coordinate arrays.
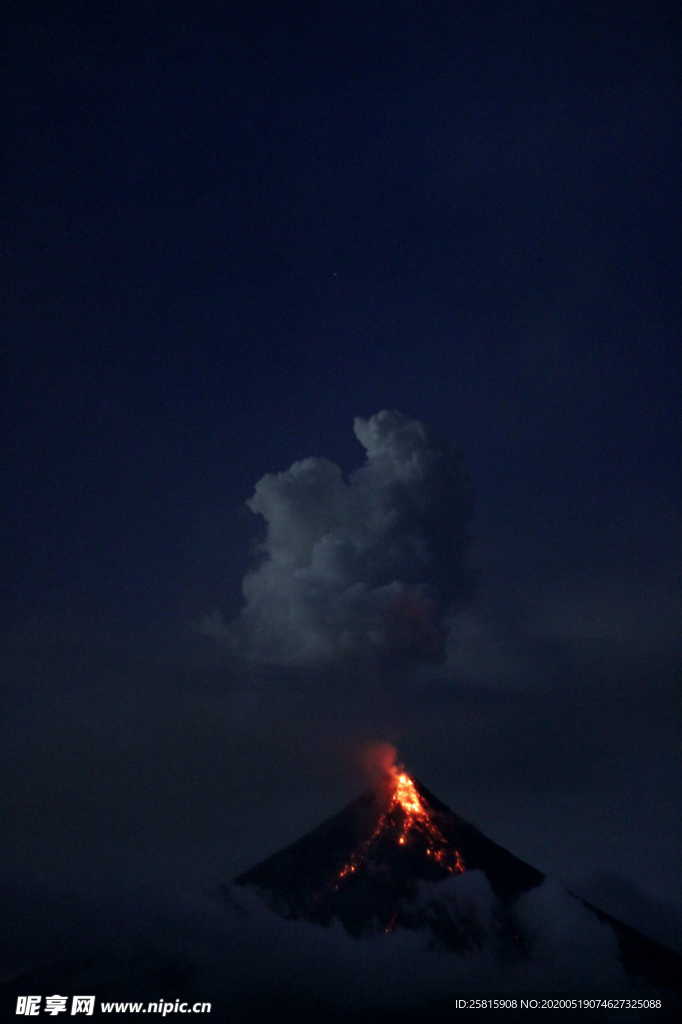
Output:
[[236, 770, 682, 996], [2, 771, 680, 1022]]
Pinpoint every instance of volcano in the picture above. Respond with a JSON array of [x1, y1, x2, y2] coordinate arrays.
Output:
[[236, 771, 542, 944], [235, 767, 682, 997], [3, 768, 680, 1023]]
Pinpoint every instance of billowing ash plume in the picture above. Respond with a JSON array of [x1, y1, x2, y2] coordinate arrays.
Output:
[[203, 411, 474, 666], [359, 740, 400, 791]]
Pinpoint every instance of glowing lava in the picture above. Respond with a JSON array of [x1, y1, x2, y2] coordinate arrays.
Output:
[[334, 767, 465, 888]]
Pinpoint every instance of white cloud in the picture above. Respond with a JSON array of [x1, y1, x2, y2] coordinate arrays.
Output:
[[202, 411, 474, 666]]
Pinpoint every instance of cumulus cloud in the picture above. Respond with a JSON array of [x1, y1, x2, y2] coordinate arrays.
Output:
[[511, 880, 628, 991], [24, 877, 634, 1010], [202, 411, 474, 667], [0, 859, 653, 1014]]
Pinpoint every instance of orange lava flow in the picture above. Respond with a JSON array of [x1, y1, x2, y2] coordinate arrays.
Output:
[[334, 769, 465, 888]]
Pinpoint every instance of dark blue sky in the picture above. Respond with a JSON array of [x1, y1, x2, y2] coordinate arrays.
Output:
[[6, 0, 679, 639], [3, 0, 681, 963]]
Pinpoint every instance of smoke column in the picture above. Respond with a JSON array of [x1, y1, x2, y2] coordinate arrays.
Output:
[[202, 410, 474, 668]]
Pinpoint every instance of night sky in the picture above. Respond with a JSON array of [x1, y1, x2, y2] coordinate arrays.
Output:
[[3, 0, 680, 987]]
